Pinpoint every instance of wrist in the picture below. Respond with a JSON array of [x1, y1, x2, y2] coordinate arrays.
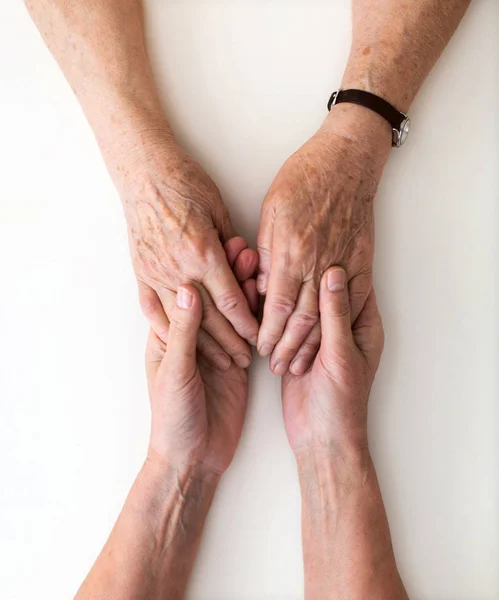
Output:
[[144, 449, 222, 492], [320, 103, 392, 177], [296, 444, 371, 494], [95, 99, 178, 182], [112, 455, 220, 600]]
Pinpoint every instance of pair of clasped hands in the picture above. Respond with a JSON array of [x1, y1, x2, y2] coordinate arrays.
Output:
[[145, 231, 383, 474], [121, 112, 383, 472], [123, 109, 386, 470]]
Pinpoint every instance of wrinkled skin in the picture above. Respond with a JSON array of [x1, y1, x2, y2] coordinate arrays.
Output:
[[257, 105, 390, 376], [122, 140, 260, 371], [145, 238, 258, 473]]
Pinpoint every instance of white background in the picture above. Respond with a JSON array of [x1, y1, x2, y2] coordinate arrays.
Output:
[[1, 1, 498, 599]]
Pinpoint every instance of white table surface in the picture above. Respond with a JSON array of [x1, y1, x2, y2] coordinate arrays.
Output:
[[1, 2, 498, 599]]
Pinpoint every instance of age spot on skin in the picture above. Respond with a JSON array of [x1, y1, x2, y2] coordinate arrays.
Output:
[[362, 46, 371, 56]]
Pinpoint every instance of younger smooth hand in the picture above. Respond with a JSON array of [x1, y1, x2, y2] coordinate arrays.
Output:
[[282, 266, 384, 455], [145, 283, 248, 475]]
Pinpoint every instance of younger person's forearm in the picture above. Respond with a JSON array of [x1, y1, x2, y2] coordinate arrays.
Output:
[[25, 0, 173, 175], [76, 457, 220, 600], [297, 448, 408, 600], [343, 0, 471, 110]]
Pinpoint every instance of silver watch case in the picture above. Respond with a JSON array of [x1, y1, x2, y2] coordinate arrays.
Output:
[[393, 116, 411, 148]]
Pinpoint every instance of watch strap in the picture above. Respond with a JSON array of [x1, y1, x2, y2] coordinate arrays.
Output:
[[327, 89, 406, 131]]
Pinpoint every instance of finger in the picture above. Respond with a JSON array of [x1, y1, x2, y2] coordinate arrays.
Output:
[[224, 236, 258, 281], [242, 278, 259, 314], [319, 267, 354, 358], [257, 264, 302, 357], [353, 289, 384, 372], [201, 291, 253, 368], [160, 285, 202, 385], [348, 271, 372, 324], [256, 203, 274, 294], [203, 251, 259, 346], [289, 321, 322, 375], [233, 248, 258, 282], [224, 236, 248, 268], [223, 239, 258, 313], [138, 282, 170, 343], [196, 328, 232, 371], [270, 280, 319, 375], [158, 289, 231, 371]]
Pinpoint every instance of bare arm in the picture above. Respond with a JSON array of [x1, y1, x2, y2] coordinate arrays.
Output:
[[25, 0, 259, 370], [343, 0, 471, 111], [283, 268, 408, 599], [76, 460, 219, 600], [258, 0, 470, 376], [76, 240, 258, 598], [298, 451, 408, 599], [25, 0, 168, 170]]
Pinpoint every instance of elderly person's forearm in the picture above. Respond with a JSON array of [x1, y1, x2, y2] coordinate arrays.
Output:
[[25, 0, 260, 367], [24, 0, 171, 178], [343, 0, 471, 111]]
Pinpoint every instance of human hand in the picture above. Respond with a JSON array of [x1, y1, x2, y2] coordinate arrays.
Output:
[[257, 104, 390, 376], [119, 137, 259, 371], [145, 279, 251, 474], [282, 266, 384, 455]]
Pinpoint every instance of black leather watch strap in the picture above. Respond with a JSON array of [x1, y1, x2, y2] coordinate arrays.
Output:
[[327, 89, 406, 133]]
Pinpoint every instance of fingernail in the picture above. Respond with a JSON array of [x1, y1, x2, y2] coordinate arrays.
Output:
[[290, 359, 307, 375], [259, 343, 273, 357], [327, 269, 345, 292], [273, 361, 287, 376], [256, 275, 266, 294], [177, 287, 193, 309], [215, 354, 231, 371], [236, 354, 252, 368]]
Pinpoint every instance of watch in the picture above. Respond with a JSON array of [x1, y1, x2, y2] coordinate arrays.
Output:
[[327, 89, 411, 148]]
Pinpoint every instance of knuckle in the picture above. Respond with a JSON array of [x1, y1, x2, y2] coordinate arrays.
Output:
[[301, 339, 320, 358], [170, 315, 190, 335], [268, 294, 296, 317], [186, 234, 212, 262], [215, 290, 243, 314], [291, 311, 319, 330]]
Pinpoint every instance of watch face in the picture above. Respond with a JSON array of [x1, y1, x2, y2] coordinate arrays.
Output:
[[399, 117, 410, 146]]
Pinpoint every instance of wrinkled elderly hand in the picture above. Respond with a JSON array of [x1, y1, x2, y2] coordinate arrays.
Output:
[[120, 139, 259, 371], [257, 105, 390, 376], [282, 266, 384, 455], [145, 238, 257, 472]]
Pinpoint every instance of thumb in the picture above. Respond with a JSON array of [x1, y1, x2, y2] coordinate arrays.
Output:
[[160, 285, 203, 386], [319, 267, 354, 357]]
